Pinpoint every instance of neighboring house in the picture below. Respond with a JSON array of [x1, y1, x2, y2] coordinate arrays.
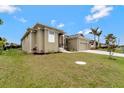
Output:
[[118, 45, 124, 53], [89, 40, 97, 49], [21, 23, 90, 53], [100, 43, 108, 48], [66, 34, 90, 51], [21, 23, 64, 53]]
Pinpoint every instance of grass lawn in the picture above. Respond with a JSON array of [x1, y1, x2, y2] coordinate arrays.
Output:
[[0, 49, 124, 88], [98, 47, 124, 53]]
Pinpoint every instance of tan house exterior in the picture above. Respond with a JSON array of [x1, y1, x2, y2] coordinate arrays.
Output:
[[21, 23, 90, 53], [67, 34, 90, 51], [21, 23, 64, 53]]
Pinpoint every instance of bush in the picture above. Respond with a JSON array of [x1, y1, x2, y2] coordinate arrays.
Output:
[[0, 41, 4, 55]]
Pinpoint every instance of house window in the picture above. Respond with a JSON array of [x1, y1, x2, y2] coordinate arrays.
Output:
[[48, 31, 55, 43]]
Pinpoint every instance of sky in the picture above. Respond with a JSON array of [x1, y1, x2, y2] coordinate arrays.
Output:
[[0, 5, 124, 45]]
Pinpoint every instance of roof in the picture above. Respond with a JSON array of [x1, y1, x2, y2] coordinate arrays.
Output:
[[68, 34, 83, 38], [21, 28, 33, 41], [34, 23, 64, 33], [67, 34, 90, 41], [21, 23, 64, 41]]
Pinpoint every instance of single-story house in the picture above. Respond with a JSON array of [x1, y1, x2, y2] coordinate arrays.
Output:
[[21, 23, 90, 53], [66, 34, 90, 51], [21, 23, 65, 53]]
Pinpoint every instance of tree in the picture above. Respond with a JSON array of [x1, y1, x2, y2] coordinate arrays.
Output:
[[0, 19, 3, 25], [0, 19, 4, 54], [0, 39, 4, 54], [90, 27, 99, 49], [105, 34, 116, 59], [0, 37, 7, 54], [96, 30, 102, 48]]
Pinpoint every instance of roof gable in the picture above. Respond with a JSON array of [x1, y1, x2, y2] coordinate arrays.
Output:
[[21, 23, 64, 41]]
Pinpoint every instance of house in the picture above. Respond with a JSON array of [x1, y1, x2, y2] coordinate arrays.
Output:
[[21, 23, 65, 53], [21, 23, 90, 53], [66, 34, 90, 51], [89, 40, 97, 49]]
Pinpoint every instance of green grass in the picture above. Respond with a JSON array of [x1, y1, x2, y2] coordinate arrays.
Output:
[[98, 48, 124, 53], [0, 49, 124, 88], [115, 47, 124, 53]]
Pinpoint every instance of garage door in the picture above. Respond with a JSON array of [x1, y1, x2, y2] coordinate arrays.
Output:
[[79, 42, 88, 50]]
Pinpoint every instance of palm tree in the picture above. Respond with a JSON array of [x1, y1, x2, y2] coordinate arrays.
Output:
[[90, 27, 99, 49], [96, 30, 102, 48], [105, 34, 116, 59], [0, 19, 3, 25]]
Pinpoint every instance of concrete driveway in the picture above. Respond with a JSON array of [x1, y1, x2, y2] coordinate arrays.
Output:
[[78, 50, 124, 58]]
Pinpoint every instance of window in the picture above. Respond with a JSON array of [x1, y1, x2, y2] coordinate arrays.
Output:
[[48, 31, 55, 43]]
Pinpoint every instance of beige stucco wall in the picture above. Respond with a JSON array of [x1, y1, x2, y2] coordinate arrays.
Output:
[[22, 26, 63, 53], [67, 38, 89, 51], [22, 33, 30, 53], [35, 29, 44, 53], [31, 32, 36, 50], [22, 39, 25, 51], [44, 28, 59, 53], [67, 38, 78, 51]]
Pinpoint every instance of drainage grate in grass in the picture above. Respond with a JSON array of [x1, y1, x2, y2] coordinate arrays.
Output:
[[75, 61, 87, 65]]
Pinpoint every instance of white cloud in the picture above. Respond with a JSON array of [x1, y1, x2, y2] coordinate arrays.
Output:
[[78, 31, 83, 34], [19, 18, 27, 23], [14, 16, 27, 23], [57, 23, 64, 28], [83, 29, 91, 35], [50, 19, 64, 28], [78, 29, 91, 35], [86, 5, 113, 22], [51, 19, 56, 26], [0, 5, 21, 14]]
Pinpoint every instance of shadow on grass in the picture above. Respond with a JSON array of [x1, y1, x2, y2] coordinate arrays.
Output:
[[108, 57, 117, 60]]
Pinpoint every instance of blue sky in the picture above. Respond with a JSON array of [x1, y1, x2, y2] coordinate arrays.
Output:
[[0, 5, 124, 45]]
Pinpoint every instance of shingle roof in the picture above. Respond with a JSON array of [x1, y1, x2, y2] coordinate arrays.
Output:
[[21, 23, 64, 41], [67, 34, 84, 39], [67, 34, 90, 41], [34, 23, 64, 33]]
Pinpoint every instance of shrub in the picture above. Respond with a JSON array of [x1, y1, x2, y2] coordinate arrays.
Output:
[[0, 41, 4, 55]]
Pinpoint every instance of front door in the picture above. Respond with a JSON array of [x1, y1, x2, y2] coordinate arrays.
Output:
[[58, 34, 64, 48]]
